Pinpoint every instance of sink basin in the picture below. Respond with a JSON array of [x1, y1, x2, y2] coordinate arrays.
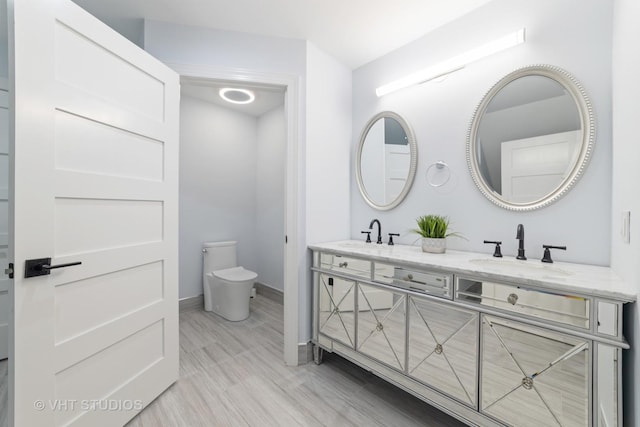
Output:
[[468, 258, 572, 277]]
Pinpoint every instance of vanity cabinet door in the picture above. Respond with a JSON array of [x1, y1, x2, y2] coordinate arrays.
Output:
[[595, 343, 621, 427], [408, 297, 478, 408], [356, 283, 406, 371], [481, 315, 590, 427], [317, 273, 356, 348]]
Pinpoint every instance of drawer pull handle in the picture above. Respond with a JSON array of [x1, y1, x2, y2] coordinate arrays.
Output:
[[435, 343, 443, 355], [507, 293, 519, 305], [405, 274, 414, 281], [338, 262, 348, 268]]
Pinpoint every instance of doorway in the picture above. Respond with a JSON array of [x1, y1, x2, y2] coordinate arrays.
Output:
[[179, 77, 286, 305], [174, 65, 300, 366]]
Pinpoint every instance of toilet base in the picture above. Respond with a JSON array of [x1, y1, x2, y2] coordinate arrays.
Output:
[[205, 270, 255, 321]]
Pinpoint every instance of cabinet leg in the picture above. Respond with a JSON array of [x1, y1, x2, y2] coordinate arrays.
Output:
[[313, 345, 324, 365]]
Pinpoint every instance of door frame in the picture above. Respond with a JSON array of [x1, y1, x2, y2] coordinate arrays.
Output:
[[166, 62, 300, 366]]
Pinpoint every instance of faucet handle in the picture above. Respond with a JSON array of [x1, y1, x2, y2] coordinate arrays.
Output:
[[387, 233, 400, 245], [541, 245, 566, 263], [361, 231, 372, 243], [483, 240, 503, 257]]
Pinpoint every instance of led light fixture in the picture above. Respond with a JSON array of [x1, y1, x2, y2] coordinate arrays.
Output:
[[219, 88, 256, 104], [376, 28, 526, 97]]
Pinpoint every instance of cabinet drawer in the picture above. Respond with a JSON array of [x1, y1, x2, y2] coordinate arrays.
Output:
[[456, 277, 590, 329], [375, 263, 452, 298], [319, 253, 371, 279]]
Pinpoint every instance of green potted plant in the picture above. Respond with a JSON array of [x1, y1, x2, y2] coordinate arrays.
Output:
[[412, 215, 460, 253]]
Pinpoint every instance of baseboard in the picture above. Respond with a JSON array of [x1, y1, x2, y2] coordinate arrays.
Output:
[[179, 295, 203, 313], [297, 341, 313, 364], [255, 282, 284, 304]]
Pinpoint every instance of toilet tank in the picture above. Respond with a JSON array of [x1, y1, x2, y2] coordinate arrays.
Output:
[[203, 241, 237, 277]]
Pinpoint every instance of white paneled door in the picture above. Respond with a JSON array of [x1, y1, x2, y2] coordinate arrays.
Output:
[[9, 0, 179, 426], [0, 77, 9, 361]]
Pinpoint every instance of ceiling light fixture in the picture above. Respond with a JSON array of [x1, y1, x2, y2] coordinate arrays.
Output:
[[375, 28, 526, 97], [219, 88, 256, 104]]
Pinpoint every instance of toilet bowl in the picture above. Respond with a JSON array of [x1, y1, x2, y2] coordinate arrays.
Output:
[[202, 241, 257, 321], [206, 267, 257, 321]]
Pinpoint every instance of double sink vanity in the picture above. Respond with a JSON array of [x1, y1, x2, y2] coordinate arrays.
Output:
[[310, 241, 635, 427], [327, 62, 636, 426]]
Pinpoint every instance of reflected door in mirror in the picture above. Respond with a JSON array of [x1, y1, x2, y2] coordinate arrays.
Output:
[[468, 66, 594, 210], [501, 130, 580, 203], [357, 112, 417, 210]]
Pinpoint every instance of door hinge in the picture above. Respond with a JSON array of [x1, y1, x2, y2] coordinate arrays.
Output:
[[285, 235, 288, 244], [5, 262, 13, 279]]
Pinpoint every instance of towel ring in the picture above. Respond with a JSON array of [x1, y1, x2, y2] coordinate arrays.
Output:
[[426, 161, 451, 187]]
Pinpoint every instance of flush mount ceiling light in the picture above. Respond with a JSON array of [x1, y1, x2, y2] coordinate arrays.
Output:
[[219, 88, 256, 104], [376, 28, 526, 97]]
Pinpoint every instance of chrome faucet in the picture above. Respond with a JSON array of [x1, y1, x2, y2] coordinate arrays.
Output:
[[369, 219, 383, 244], [516, 224, 526, 260]]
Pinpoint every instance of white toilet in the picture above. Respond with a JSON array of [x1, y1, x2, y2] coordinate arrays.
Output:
[[202, 241, 257, 321]]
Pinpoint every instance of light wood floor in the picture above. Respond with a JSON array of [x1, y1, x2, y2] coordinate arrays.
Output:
[[0, 295, 463, 427], [128, 294, 465, 427]]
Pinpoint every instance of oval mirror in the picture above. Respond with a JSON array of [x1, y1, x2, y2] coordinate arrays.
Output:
[[356, 111, 418, 210], [467, 65, 594, 211]]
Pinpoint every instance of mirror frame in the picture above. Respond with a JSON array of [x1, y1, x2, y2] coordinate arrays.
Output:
[[356, 111, 418, 211], [466, 65, 595, 211]]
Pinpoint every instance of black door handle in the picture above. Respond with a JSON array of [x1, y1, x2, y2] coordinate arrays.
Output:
[[38, 262, 82, 271], [25, 258, 82, 278]]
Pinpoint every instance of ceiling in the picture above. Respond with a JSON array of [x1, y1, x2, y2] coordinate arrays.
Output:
[[181, 78, 285, 117], [72, 0, 494, 69]]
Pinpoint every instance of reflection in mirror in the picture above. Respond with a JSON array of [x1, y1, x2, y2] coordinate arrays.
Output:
[[356, 112, 417, 210], [597, 344, 621, 427], [467, 65, 594, 210]]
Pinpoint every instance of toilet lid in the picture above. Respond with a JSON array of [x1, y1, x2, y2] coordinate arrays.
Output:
[[213, 266, 257, 282]]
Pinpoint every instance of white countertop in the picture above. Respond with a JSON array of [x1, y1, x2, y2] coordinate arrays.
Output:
[[309, 240, 637, 302]]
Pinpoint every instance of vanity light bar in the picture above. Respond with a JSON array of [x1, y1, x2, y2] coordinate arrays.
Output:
[[375, 28, 526, 97]]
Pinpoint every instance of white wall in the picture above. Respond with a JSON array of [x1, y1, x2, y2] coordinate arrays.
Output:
[[612, 0, 640, 425], [305, 42, 352, 339], [143, 20, 307, 77], [256, 105, 286, 291], [179, 95, 258, 299], [305, 42, 352, 244], [351, 0, 612, 265]]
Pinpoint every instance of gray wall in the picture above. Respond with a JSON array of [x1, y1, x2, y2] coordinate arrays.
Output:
[[612, 0, 640, 425], [179, 95, 259, 299], [351, 0, 612, 265], [0, 0, 6, 78], [256, 105, 286, 291], [179, 96, 287, 299]]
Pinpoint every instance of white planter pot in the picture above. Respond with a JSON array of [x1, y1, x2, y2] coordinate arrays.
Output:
[[421, 237, 446, 254]]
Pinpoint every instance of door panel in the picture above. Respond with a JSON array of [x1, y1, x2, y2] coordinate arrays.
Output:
[[318, 273, 355, 347], [408, 297, 478, 408], [9, 0, 179, 426], [357, 283, 406, 371], [0, 77, 8, 361], [501, 130, 579, 203], [481, 315, 589, 427]]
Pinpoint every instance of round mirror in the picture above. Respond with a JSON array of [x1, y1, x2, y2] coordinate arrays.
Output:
[[356, 111, 418, 210], [467, 65, 594, 211]]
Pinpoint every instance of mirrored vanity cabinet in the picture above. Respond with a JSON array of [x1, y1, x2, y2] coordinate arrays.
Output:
[[310, 241, 635, 427]]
